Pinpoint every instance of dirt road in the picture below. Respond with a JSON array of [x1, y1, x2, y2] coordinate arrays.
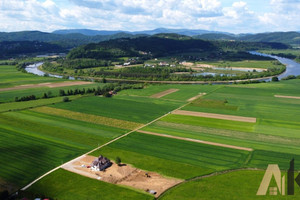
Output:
[[150, 89, 179, 98]]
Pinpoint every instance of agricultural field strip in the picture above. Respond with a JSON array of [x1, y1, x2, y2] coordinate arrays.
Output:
[[274, 95, 300, 100], [150, 89, 179, 98], [137, 130, 253, 151], [21, 100, 191, 191], [187, 93, 207, 102], [172, 110, 257, 123], [0, 81, 92, 92], [32, 106, 142, 130]]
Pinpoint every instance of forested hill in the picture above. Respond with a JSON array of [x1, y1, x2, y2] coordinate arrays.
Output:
[[67, 35, 217, 59], [194, 31, 300, 46], [67, 34, 289, 60]]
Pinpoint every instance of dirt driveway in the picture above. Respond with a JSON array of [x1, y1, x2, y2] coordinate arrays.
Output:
[[62, 155, 182, 197]]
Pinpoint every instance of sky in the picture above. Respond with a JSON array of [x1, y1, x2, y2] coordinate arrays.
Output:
[[0, 0, 300, 33]]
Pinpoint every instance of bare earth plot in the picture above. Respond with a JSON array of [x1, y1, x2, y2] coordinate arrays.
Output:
[[172, 110, 256, 123], [0, 81, 92, 92], [137, 130, 253, 152], [274, 95, 300, 100], [187, 93, 207, 102], [150, 89, 179, 98], [62, 155, 182, 197]]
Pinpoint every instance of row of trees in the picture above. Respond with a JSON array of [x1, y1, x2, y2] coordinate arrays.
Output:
[[14, 83, 145, 102]]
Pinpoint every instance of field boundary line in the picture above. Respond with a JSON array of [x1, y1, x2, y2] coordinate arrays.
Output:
[[274, 95, 300, 100], [172, 110, 257, 123], [137, 130, 253, 151], [21, 100, 191, 191]]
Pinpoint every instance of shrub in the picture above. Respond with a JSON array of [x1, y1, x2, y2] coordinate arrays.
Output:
[[63, 97, 69, 102]]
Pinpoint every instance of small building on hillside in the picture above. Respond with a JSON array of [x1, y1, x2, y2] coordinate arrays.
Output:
[[91, 155, 112, 171]]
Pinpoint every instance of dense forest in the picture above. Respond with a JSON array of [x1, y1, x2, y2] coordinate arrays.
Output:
[[67, 34, 289, 60], [0, 41, 65, 58]]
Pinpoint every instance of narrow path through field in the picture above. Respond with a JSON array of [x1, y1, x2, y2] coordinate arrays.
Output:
[[274, 95, 300, 100], [0, 81, 92, 92], [137, 130, 253, 151], [172, 110, 257, 123], [187, 93, 206, 102], [21, 99, 190, 191]]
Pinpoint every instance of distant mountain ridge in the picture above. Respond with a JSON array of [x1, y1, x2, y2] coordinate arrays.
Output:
[[1, 29, 299, 49], [52, 28, 230, 37]]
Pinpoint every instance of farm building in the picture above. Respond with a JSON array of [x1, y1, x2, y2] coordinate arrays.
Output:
[[91, 155, 112, 171]]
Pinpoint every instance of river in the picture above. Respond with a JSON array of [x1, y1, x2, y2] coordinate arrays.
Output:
[[25, 52, 300, 82], [249, 51, 300, 80]]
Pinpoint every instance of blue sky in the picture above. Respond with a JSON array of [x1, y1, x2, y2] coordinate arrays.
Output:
[[0, 0, 299, 33]]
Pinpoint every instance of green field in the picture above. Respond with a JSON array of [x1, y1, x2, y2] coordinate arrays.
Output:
[[0, 64, 60, 88], [23, 169, 154, 200], [159, 170, 300, 200], [0, 95, 81, 113], [2, 71, 300, 199], [0, 103, 127, 188], [51, 95, 183, 123]]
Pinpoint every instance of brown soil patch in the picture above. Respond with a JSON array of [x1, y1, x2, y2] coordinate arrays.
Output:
[[62, 155, 182, 197], [137, 130, 253, 151], [0, 81, 92, 92], [187, 93, 207, 102], [172, 110, 256, 123], [274, 95, 300, 100], [150, 89, 179, 98], [181, 62, 194, 66]]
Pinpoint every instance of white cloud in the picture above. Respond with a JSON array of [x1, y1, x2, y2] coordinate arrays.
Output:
[[0, 0, 299, 33]]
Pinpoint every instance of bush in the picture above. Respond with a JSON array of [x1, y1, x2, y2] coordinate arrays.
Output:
[[272, 77, 279, 82], [63, 97, 69, 102], [116, 157, 121, 166]]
